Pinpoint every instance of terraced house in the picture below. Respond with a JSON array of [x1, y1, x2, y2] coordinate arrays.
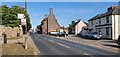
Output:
[[88, 6, 120, 40]]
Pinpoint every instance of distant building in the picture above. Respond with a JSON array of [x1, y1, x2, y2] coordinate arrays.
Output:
[[60, 26, 69, 33], [88, 6, 120, 40], [40, 8, 60, 34], [75, 20, 88, 35]]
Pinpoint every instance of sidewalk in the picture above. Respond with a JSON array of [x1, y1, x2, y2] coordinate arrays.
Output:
[[50, 34, 120, 53]]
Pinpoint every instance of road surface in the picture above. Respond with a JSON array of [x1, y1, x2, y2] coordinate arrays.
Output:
[[30, 33, 119, 57]]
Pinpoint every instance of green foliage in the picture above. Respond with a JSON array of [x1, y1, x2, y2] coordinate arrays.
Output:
[[1, 5, 32, 30], [68, 20, 76, 33]]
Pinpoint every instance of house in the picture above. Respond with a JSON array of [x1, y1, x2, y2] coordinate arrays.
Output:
[[75, 20, 88, 35], [88, 6, 120, 40], [40, 8, 60, 34], [60, 26, 69, 33]]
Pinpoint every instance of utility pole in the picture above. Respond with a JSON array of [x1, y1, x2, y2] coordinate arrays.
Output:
[[25, 0, 27, 49], [25, 0, 27, 34]]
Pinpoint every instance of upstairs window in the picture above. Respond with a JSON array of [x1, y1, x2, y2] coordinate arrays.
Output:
[[91, 21, 93, 25], [99, 19, 101, 24], [106, 17, 109, 23]]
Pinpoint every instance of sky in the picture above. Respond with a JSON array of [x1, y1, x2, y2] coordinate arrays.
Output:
[[2, 0, 119, 2], [2, 2, 118, 29]]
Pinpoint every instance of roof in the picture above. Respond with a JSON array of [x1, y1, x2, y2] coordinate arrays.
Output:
[[41, 17, 47, 23], [88, 6, 120, 21], [74, 20, 81, 26], [74, 20, 88, 26], [83, 22, 88, 26]]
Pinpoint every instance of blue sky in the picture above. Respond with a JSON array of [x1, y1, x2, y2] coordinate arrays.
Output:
[[2, 2, 118, 29], [2, 0, 119, 2]]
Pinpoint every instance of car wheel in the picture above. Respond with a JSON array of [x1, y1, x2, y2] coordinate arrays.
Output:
[[91, 36, 94, 40]]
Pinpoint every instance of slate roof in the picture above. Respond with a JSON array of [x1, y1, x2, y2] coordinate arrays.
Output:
[[88, 6, 120, 21]]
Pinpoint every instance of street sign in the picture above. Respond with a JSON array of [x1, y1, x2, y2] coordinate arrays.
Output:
[[21, 19, 26, 23], [21, 22, 26, 25], [21, 19, 26, 25], [18, 14, 25, 19]]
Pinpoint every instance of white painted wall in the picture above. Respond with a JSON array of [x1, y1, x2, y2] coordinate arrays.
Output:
[[75, 20, 87, 35], [112, 15, 120, 40], [89, 15, 112, 39]]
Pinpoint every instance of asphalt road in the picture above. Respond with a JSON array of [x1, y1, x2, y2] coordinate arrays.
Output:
[[30, 33, 119, 56]]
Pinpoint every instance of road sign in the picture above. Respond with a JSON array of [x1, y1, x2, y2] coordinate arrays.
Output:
[[21, 22, 26, 25], [21, 19, 26, 25], [18, 14, 25, 19], [21, 19, 26, 23]]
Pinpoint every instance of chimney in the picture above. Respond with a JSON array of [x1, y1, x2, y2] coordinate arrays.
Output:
[[50, 8, 53, 14]]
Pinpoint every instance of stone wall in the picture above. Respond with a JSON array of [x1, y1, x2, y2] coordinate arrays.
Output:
[[0, 25, 23, 39]]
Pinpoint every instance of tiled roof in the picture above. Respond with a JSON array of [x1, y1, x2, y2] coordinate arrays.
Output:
[[88, 6, 120, 21]]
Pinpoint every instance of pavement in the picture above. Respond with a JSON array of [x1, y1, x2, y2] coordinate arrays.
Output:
[[30, 33, 119, 56], [49, 34, 120, 53]]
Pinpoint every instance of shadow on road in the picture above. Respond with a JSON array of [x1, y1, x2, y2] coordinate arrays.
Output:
[[103, 40, 117, 43], [103, 44, 120, 48]]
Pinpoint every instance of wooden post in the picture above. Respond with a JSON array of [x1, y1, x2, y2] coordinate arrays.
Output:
[[25, 36, 27, 49], [3, 33, 7, 44]]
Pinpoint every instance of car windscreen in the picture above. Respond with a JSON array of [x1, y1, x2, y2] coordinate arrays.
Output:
[[91, 32, 99, 34]]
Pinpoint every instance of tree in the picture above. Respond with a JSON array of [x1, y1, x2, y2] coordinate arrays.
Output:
[[1, 5, 32, 31], [68, 20, 76, 34]]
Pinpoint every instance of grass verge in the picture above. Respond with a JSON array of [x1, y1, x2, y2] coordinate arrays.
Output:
[[2, 42, 35, 55]]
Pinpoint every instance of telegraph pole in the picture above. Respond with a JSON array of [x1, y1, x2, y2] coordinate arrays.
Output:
[[25, 0, 27, 34], [25, 0, 28, 49]]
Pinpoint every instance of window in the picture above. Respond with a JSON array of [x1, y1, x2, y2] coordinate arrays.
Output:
[[98, 28, 101, 34], [99, 19, 101, 24], [106, 17, 109, 23], [106, 27, 109, 35], [96, 28, 97, 31], [91, 21, 93, 25]]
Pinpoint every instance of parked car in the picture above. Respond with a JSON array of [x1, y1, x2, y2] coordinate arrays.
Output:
[[58, 31, 68, 37], [49, 31, 59, 36], [87, 32, 102, 40], [117, 35, 120, 45]]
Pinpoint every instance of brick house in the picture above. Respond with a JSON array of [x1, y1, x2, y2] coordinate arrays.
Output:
[[40, 8, 60, 34]]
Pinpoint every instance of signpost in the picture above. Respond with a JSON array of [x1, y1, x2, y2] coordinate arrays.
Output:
[[18, 14, 27, 49], [17, 0, 28, 49]]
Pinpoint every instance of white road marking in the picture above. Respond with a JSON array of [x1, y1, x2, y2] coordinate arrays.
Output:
[[83, 53, 89, 55], [44, 38, 47, 39], [47, 39, 55, 42], [57, 43, 70, 48]]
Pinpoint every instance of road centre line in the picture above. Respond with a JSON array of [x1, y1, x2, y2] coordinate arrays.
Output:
[[57, 43, 70, 48], [47, 39, 55, 42], [39, 35, 70, 48]]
